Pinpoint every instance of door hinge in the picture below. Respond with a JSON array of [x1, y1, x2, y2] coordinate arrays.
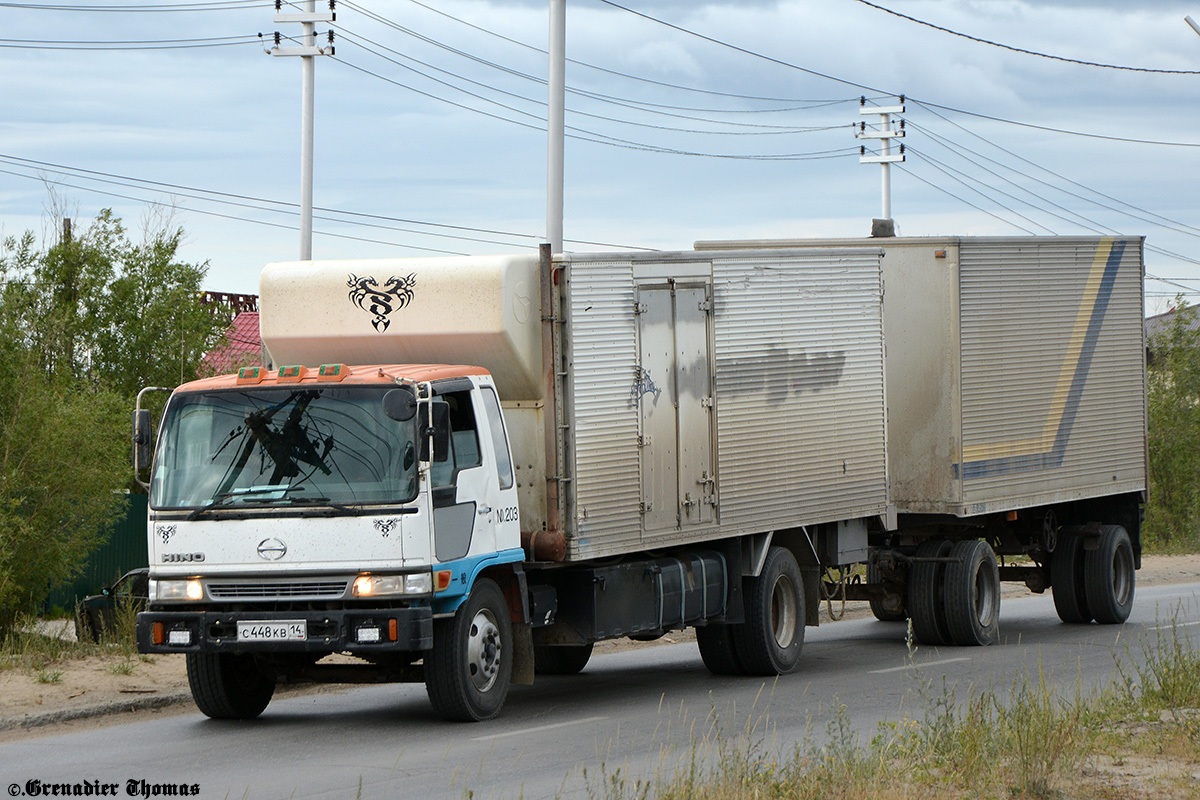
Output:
[[700, 396, 713, 408], [637, 435, 652, 448], [634, 301, 648, 315]]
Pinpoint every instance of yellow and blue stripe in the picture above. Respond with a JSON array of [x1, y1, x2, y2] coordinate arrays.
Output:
[[954, 238, 1127, 480]]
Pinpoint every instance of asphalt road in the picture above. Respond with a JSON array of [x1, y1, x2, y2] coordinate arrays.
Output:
[[3, 582, 1198, 800]]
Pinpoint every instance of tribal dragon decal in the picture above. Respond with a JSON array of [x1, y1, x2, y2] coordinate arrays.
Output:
[[347, 273, 417, 332]]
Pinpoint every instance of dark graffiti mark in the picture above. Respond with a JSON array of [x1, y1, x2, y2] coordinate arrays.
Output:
[[629, 367, 662, 406], [347, 273, 417, 332], [718, 346, 847, 404]]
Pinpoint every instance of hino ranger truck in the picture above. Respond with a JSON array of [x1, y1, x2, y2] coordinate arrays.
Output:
[[135, 236, 1146, 721]]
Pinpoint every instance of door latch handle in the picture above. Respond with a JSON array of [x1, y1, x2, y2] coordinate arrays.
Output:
[[477, 506, 493, 515]]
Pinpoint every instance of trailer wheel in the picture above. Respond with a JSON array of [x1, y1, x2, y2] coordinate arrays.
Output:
[[533, 643, 593, 675], [1051, 532, 1093, 624], [186, 653, 276, 720], [868, 559, 908, 622], [731, 546, 804, 676], [425, 578, 512, 721], [943, 539, 1000, 646], [696, 623, 746, 676], [908, 539, 953, 646], [1083, 525, 1135, 624]]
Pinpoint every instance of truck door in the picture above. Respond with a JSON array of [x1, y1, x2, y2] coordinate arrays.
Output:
[[637, 280, 716, 535], [431, 389, 498, 562]]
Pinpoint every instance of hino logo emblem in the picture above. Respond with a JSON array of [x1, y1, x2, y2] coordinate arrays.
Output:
[[257, 538, 288, 560]]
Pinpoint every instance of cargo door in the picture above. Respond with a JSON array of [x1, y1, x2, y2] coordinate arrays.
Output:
[[636, 281, 715, 536]]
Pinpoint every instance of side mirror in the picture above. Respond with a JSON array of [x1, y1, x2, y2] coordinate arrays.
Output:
[[419, 400, 451, 463], [133, 409, 152, 471], [383, 388, 418, 422]]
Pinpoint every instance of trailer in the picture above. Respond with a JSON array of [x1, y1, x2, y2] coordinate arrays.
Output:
[[135, 236, 1145, 721]]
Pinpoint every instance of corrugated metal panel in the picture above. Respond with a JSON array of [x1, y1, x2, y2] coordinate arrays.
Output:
[[957, 237, 1146, 509], [563, 260, 643, 558], [43, 494, 149, 612], [711, 252, 889, 529]]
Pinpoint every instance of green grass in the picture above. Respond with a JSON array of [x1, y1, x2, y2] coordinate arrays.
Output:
[[564, 616, 1200, 800]]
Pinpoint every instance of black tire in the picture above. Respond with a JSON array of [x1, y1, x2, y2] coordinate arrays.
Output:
[[868, 558, 908, 622], [943, 539, 1000, 646], [186, 653, 275, 720], [74, 610, 99, 644], [908, 539, 953, 646], [731, 546, 805, 676], [696, 623, 746, 676], [1084, 525, 1135, 624], [425, 578, 512, 721], [1051, 531, 1093, 624], [533, 643, 593, 675]]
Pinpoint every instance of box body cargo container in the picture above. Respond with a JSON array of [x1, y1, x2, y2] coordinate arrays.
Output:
[[697, 236, 1148, 517], [135, 237, 1145, 723]]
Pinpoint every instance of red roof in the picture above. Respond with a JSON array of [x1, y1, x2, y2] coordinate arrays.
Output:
[[201, 311, 262, 376]]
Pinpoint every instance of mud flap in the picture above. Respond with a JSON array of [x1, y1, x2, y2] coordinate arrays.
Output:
[[511, 623, 535, 686]]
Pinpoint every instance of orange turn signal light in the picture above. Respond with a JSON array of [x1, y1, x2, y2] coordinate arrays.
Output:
[[152, 622, 164, 645], [434, 570, 453, 592]]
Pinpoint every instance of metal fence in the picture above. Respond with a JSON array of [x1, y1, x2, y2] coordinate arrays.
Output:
[[43, 493, 148, 614]]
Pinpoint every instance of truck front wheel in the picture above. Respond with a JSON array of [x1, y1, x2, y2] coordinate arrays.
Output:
[[731, 546, 805, 676], [425, 578, 513, 721], [186, 653, 275, 720]]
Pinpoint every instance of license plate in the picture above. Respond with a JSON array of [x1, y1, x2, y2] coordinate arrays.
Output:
[[237, 620, 306, 642]]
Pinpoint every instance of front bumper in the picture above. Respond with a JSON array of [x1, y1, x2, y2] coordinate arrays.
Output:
[[136, 607, 433, 654]]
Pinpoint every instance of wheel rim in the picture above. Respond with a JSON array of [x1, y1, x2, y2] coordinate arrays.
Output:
[[1111, 543, 1133, 607], [769, 574, 798, 649], [466, 608, 502, 693], [973, 561, 998, 627]]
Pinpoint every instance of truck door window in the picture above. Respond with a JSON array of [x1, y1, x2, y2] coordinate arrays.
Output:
[[480, 387, 514, 490], [431, 390, 482, 489]]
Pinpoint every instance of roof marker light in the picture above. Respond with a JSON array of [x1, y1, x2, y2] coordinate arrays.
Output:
[[237, 366, 265, 385], [318, 363, 349, 381], [277, 365, 308, 383]]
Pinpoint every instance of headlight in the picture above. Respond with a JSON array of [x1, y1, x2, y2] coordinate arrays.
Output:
[[352, 572, 432, 597], [155, 579, 203, 601]]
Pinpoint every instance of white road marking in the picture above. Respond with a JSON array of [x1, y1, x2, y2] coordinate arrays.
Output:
[[1148, 620, 1200, 631], [471, 715, 610, 742], [869, 657, 970, 675]]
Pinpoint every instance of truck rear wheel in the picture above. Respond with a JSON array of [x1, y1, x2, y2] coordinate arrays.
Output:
[[186, 653, 275, 720], [908, 539, 953, 646], [1084, 525, 1135, 624], [533, 643, 593, 675], [425, 578, 512, 721], [1051, 532, 1093, 624], [731, 546, 804, 676], [696, 623, 746, 676], [943, 539, 1000, 646]]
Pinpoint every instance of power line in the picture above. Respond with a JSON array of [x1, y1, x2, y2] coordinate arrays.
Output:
[[0, 1, 265, 10], [0, 33, 261, 49], [378, 0, 853, 106], [853, 0, 1200, 75], [590, 0, 1200, 148]]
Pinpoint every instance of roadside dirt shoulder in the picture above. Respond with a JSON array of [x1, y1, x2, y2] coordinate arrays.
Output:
[[2, 554, 1196, 738]]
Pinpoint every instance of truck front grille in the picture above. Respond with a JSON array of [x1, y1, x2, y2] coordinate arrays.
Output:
[[207, 581, 349, 600]]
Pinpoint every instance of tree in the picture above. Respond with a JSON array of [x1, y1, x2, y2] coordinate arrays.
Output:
[[1144, 301, 1200, 551], [0, 207, 232, 633]]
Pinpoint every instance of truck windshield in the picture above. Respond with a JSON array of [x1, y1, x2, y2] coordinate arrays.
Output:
[[150, 386, 418, 510]]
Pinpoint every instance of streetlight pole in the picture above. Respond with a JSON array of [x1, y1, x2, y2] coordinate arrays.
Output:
[[1186, 15, 1200, 37], [547, 0, 566, 254]]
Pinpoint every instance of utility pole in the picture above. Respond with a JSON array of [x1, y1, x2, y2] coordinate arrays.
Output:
[[1187, 15, 1200, 37], [271, 0, 335, 261], [857, 96, 906, 237], [547, 0, 566, 254]]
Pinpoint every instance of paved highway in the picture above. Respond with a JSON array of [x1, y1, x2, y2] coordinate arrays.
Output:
[[3, 582, 1197, 799]]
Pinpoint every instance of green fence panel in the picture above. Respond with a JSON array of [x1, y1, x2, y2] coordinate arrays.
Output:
[[43, 493, 149, 614]]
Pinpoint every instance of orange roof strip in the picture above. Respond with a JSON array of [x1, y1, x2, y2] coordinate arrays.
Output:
[[177, 364, 491, 392]]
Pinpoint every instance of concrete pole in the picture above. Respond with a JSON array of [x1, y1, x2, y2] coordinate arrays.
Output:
[[546, 0, 566, 254], [300, 0, 316, 261], [880, 112, 892, 220], [1187, 15, 1200, 37]]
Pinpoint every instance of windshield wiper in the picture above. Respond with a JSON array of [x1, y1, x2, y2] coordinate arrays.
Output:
[[186, 485, 309, 520]]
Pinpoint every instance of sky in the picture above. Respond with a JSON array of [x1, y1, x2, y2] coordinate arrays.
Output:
[[2, 0, 1199, 310]]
